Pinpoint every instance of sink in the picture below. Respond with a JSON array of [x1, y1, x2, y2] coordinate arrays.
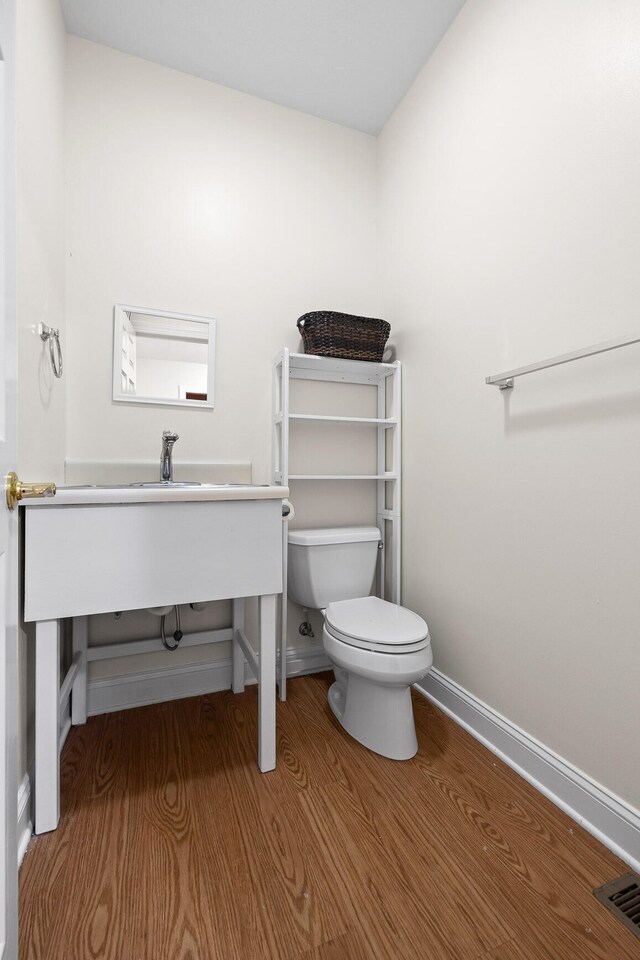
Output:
[[61, 482, 203, 490], [128, 482, 263, 489], [45, 482, 279, 507], [128, 481, 202, 488], [62, 482, 263, 490]]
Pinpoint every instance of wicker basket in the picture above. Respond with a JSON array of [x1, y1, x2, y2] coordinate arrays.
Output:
[[297, 311, 391, 362]]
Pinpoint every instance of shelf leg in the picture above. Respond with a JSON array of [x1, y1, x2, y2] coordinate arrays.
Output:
[[279, 521, 288, 701]]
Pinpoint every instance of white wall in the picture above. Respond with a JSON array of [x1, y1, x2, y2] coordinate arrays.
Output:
[[378, 0, 640, 809], [65, 37, 380, 483], [15, 0, 67, 787]]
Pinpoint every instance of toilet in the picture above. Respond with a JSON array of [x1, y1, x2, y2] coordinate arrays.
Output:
[[288, 526, 432, 760]]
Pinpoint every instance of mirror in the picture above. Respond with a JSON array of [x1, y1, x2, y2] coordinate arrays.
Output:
[[113, 304, 216, 407]]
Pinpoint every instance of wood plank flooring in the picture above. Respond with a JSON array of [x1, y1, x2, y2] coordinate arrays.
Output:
[[19, 673, 639, 959]]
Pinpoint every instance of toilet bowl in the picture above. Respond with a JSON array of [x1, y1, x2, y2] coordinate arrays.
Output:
[[323, 596, 432, 760], [288, 527, 433, 761]]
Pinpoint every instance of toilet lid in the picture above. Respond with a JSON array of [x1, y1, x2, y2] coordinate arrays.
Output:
[[325, 596, 429, 652]]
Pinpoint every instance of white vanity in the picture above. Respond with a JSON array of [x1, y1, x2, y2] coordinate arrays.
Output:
[[21, 482, 287, 834]]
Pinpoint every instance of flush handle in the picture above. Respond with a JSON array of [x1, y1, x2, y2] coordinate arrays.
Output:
[[5, 471, 56, 511]]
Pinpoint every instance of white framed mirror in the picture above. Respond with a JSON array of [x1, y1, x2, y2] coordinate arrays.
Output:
[[113, 304, 216, 407]]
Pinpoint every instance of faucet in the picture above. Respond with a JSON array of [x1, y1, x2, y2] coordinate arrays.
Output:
[[160, 430, 179, 482]]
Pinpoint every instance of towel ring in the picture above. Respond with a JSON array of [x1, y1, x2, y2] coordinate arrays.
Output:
[[39, 323, 63, 379]]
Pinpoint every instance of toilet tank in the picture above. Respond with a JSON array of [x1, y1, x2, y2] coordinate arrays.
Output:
[[288, 526, 381, 609]]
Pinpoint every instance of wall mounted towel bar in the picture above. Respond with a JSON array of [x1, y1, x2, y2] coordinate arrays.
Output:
[[486, 332, 640, 390]]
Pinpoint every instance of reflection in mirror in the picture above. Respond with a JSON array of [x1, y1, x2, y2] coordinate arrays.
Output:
[[113, 305, 216, 407]]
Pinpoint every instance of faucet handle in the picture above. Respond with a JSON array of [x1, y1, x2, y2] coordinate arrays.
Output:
[[162, 430, 179, 442]]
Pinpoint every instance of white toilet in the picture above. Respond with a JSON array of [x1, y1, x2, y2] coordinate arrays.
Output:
[[288, 526, 432, 760]]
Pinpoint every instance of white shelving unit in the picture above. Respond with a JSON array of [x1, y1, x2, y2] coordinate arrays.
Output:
[[272, 348, 402, 698]]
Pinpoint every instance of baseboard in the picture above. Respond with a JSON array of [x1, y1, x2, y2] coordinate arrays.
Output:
[[17, 771, 32, 867], [415, 669, 640, 873], [88, 643, 331, 716]]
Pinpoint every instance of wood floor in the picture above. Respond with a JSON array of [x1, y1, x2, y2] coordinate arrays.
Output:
[[19, 673, 638, 960]]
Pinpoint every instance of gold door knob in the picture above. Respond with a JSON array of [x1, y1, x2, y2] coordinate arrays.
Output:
[[5, 472, 56, 511]]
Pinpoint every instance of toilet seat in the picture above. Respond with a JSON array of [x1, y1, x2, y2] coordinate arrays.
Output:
[[325, 596, 430, 654]]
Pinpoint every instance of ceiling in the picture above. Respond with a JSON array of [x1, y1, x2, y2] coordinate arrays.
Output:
[[59, 0, 466, 135]]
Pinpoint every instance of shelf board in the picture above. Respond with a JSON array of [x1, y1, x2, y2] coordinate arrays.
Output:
[[288, 414, 397, 426], [279, 351, 398, 385], [288, 473, 397, 481]]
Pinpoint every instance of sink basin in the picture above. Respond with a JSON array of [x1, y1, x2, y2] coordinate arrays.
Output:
[[27, 483, 285, 512], [128, 481, 202, 488], [61, 482, 203, 490], [62, 482, 263, 490], [128, 482, 263, 489]]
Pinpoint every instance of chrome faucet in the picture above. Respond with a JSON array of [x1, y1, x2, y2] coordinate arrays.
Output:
[[160, 430, 179, 482]]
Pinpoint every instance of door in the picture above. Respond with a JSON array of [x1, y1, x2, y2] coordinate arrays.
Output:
[[0, 2, 18, 957]]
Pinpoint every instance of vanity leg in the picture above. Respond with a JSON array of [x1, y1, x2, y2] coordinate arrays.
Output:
[[258, 594, 276, 772], [71, 615, 88, 725], [232, 598, 245, 694], [35, 619, 60, 834]]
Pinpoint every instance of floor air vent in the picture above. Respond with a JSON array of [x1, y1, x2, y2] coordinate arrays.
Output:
[[593, 873, 640, 940]]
